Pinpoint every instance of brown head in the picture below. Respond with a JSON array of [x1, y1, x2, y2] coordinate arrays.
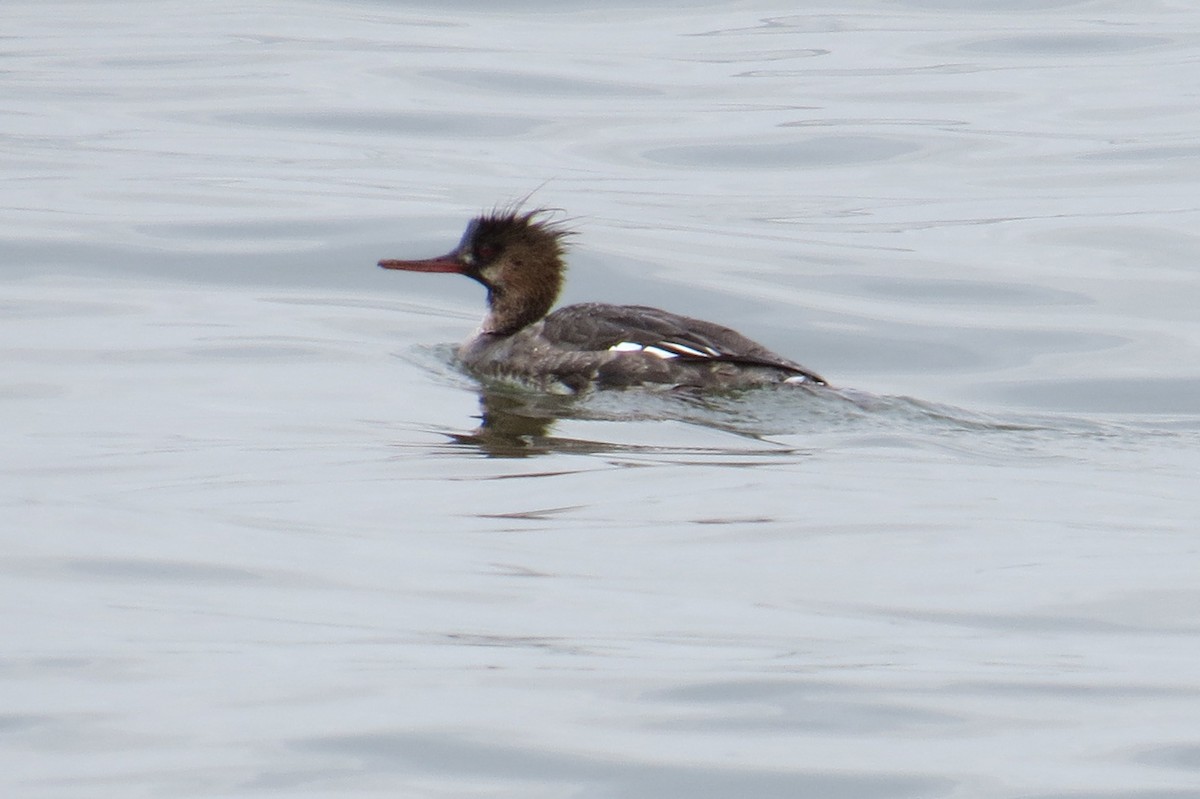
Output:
[[379, 209, 571, 335]]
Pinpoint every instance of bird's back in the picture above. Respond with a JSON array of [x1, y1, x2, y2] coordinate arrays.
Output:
[[459, 302, 826, 391]]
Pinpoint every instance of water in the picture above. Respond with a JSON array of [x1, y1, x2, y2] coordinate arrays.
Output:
[[3, 1, 1200, 797]]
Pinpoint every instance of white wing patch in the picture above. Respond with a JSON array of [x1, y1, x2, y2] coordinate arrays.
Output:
[[608, 340, 723, 360], [658, 341, 722, 358], [608, 341, 645, 353]]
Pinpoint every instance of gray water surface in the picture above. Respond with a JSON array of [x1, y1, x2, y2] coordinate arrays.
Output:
[[3, 2, 1200, 797]]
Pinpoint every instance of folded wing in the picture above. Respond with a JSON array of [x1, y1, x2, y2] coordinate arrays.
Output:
[[542, 303, 826, 385]]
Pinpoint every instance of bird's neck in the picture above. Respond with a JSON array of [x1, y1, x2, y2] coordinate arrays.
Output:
[[481, 273, 560, 336]]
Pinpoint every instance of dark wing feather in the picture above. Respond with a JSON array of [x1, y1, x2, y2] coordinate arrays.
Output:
[[542, 303, 825, 383]]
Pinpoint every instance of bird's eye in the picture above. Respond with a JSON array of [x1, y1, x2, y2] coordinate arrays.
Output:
[[475, 243, 499, 262]]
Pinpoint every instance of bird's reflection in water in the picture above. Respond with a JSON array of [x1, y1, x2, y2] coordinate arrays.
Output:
[[445, 385, 746, 458], [442, 384, 802, 459], [448, 388, 584, 458]]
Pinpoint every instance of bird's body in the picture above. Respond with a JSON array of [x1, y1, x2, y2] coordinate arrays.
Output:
[[380, 209, 826, 392]]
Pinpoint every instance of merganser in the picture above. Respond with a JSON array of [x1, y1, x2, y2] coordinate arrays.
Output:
[[379, 209, 827, 392]]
